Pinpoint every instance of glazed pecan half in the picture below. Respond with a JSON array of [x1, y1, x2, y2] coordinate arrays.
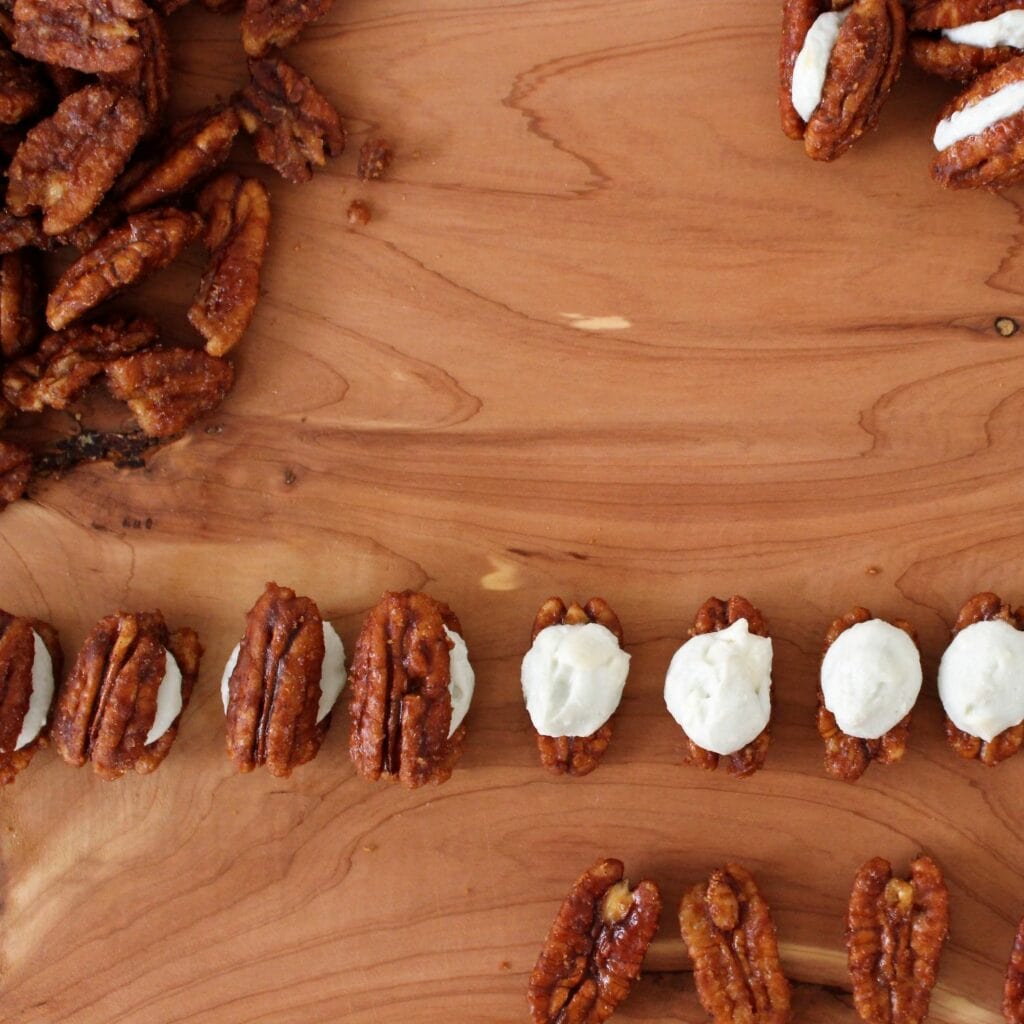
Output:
[[679, 863, 792, 1024], [52, 610, 201, 779], [681, 595, 772, 777], [780, 0, 906, 161], [1006, 914, 1024, 1024], [47, 207, 202, 331], [0, 250, 41, 360], [0, 609, 61, 785], [236, 54, 345, 183], [528, 857, 662, 1024], [349, 590, 466, 788], [224, 582, 330, 777], [99, 6, 170, 137], [817, 607, 917, 782], [0, 31, 45, 124], [0, 439, 31, 508], [847, 855, 949, 1024], [241, 0, 335, 58], [188, 172, 270, 356], [529, 596, 624, 778]]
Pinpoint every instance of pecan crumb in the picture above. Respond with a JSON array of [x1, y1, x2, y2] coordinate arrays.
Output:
[[996, 316, 1020, 337], [358, 137, 393, 180], [0, 439, 32, 509], [347, 198, 370, 225]]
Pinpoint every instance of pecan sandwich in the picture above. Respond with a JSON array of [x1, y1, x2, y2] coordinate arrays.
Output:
[[52, 609, 201, 779], [664, 596, 774, 777], [0, 608, 61, 785], [931, 55, 1024, 187], [349, 590, 475, 788], [222, 581, 346, 777], [520, 597, 629, 777], [528, 857, 662, 1024], [937, 592, 1024, 763], [847, 855, 949, 1024], [679, 862, 792, 1024], [911, 1, 1024, 81], [817, 607, 922, 781], [779, 0, 906, 161]]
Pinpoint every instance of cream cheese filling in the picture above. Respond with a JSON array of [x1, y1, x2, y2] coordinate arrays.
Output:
[[792, 8, 852, 122]]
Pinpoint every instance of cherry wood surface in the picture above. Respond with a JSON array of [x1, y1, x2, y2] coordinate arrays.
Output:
[[3, 1, 1024, 1021]]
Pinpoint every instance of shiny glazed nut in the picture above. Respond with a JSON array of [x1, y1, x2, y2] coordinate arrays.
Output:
[[0, 250, 41, 360], [847, 855, 949, 1024], [0, 32, 46, 124], [349, 590, 466, 788], [0, 439, 31, 508], [528, 858, 662, 1024], [529, 596, 624, 777], [0, 212, 49, 255], [679, 862, 792, 1024], [99, 7, 170, 137], [51, 610, 201, 779], [1005, 915, 1024, 1024], [241, 0, 335, 57]]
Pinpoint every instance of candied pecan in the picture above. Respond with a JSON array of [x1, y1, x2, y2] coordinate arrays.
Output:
[[1006, 915, 1024, 1024], [529, 596, 624, 778], [3, 315, 156, 411], [0, 33, 45, 124], [0, 250, 41, 360], [0, 212, 49, 255], [12, 0, 150, 73], [51, 610, 201, 779], [120, 105, 241, 213], [236, 54, 344, 183], [780, 0, 906, 161], [847, 855, 949, 1024], [46, 207, 201, 331], [679, 863, 792, 1024], [0, 610, 61, 785], [349, 590, 466, 788], [910, 0, 1023, 31], [99, 7, 169, 137], [6, 84, 145, 236], [943, 592, 1024, 763], [224, 582, 332, 777], [528, 858, 662, 1024], [187, 172, 269, 356], [54, 200, 119, 251], [358, 137, 393, 181], [817, 607, 917, 782], [241, 0, 334, 57], [910, 33, 1017, 81], [0, 439, 31, 508]]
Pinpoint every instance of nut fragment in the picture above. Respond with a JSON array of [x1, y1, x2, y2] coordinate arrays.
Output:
[[1005, 915, 1024, 1024], [0, 32, 45, 124], [358, 137, 393, 181], [0, 439, 31, 509], [817, 607, 917, 782], [349, 590, 466, 788], [236, 54, 344, 183], [99, 7, 169, 136], [47, 207, 202, 331], [529, 596, 624, 778], [0, 609, 61, 785], [0, 212, 49, 255], [346, 198, 370, 225], [528, 857, 662, 1024], [187, 172, 270, 356], [679, 862, 792, 1024], [51, 610, 201, 779], [6, 84, 145, 236], [241, 0, 334, 58], [105, 346, 234, 436], [847, 855, 949, 1024], [910, 32, 1018, 81], [0, 250, 41, 360]]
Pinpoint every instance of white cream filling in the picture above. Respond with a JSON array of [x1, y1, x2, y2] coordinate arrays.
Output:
[[664, 618, 773, 756], [938, 618, 1024, 742], [934, 79, 1024, 150], [145, 649, 183, 746], [220, 621, 347, 723], [791, 8, 852, 122], [521, 622, 630, 737], [445, 627, 475, 737], [12, 630, 55, 751], [820, 619, 922, 739], [944, 10, 1024, 50]]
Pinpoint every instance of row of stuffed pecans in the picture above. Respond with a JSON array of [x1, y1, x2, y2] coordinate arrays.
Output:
[[529, 853, 1022, 1024]]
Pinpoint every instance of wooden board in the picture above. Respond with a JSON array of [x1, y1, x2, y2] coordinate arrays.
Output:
[[3, 1, 1024, 1021]]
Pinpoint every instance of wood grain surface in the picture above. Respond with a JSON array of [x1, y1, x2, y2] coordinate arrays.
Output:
[[3, 1, 1024, 1021]]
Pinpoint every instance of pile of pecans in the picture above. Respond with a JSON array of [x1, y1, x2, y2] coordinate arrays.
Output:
[[0, 0, 353, 513]]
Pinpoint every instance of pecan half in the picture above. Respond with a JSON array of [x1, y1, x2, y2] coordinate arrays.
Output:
[[679, 863, 792, 1024], [120, 105, 241, 214], [349, 590, 466, 788], [0, 212, 49, 255], [241, 0, 334, 58], [943, 592, 1024, 763], [99, 7, 169, 137], [3, 314, 157, 412], [236, 54, 344, 183], [0, 250, 41, 360], [105, 345, 233, 436], [779, 0, 906, 161], [47, 207, 202, 331], [12, 0, 149, 73], [681, 596, 772, 777], [52, 610, 201, 779], [188, 172, 269, 356], [1006, 915, 1024, 1024], [817, 607, 917, 782], [847, 855, 949, 1024], [6, 84, 145, 236], [358, 136, 393, 181], [0, 32, 45, 124], [528, 857, 662, 1024], [0, 439, 31, 508], [0, 609, 61, 785], [529, 596, 624, 778]]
